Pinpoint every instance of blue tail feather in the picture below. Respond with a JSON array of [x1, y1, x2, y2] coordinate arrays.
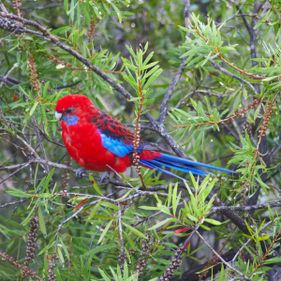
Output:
[[140, 160, 185, 180], [140, 153, 234, 179], [149, 160, 208, 176]]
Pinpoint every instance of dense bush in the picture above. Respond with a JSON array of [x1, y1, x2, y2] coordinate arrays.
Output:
[[0, 1, 280, 280]]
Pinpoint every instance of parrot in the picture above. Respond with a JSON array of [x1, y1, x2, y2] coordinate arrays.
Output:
[[55, 94, 233, 179]]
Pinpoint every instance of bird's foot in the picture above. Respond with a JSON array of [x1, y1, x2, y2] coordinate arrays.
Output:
[[98, 172, 110, 185], [75, 168, 87, 179]]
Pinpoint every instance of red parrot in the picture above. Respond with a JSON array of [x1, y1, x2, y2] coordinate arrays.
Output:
[[55, 94, 233, 179]]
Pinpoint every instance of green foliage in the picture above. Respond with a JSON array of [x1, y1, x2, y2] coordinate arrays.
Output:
[[99, 263, 140, 281], [122, 43, 162, 98], [180, 14, 237, 68], [64, 0, 131, 25], [0, 0, 280, 280], [141, 175, 220, 232]]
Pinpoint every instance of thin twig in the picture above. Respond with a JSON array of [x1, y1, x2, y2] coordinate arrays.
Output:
[[159, 59, 186, 125], [117, 204, 125, 273], [0, 74, 20, 85], [0, 199, 27, 208], [183, 0, 191, 27], [176, 98, 260, 129], [196, 230, 250, 280], [158, 0, 191, 125], [0, 162, 30, 186], [209, 58, 257, 95], [55, 205, 86, 248], [0, 63, 18, 87], [236, 4, 258, 67], [212, 200, 281, 212], [0, 159, 73, 172]]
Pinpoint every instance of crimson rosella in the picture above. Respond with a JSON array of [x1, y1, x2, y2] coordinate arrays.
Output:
[[55, 94, 233, 179]]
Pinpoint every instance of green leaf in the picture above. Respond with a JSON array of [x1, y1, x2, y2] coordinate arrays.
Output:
[[100, 201, 119, 211], [98, 269, 111, 281], [262, 257, 281, 265], [148, 218, 174, 231], [257, 235, 270, 241], [89, 175, 103, 196], [186, 214, 198, 222], [172, 184, 181, 216], [122, 222, 146, 239], [109, 2, 122, 23], [38, 206, 47, 236], [6, 187, 32, 198], [98, 220, 113, 244], [205, 218, 221, 226], [139, 206, 159, 211], [29, 101, 39, 116]]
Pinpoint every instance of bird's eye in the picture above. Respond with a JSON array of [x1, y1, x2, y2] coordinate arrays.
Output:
[[64, 107, 75, 114]]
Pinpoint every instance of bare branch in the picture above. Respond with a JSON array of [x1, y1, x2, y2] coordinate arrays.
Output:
[[0, 75, 20, 86], [209, 58, 257, 95], [0, 199, 27, 208], [117, 205, 125, 273], [196, 230, 250, 280], [158, 0, 191, 125], [0, 159, 73, 172], [213, 200, 281, 212], [159, 59, 186, 125]]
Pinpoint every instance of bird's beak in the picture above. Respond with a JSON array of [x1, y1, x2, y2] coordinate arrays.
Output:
[[55, 111, 62, 121]]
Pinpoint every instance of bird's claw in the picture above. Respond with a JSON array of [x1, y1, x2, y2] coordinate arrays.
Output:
[[75, 168, 87, 179], [98, 172, 110, 184]]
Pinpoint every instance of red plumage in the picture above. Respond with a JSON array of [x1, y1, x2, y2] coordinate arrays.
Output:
[[55, 94, 160, 173]]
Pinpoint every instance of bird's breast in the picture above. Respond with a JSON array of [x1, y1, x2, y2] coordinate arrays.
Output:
[[60, 121, 129, 172]]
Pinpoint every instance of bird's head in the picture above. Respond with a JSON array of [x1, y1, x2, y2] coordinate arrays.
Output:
[[55, 94, 93, 125]]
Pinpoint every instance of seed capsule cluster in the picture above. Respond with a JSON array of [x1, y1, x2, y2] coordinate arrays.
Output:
[[49, 55, 78, 70], [258, 101, 274, 137], [87, 19, 96, 41], [28, 54, 40, 93], [25, 216, 39, 265], [48, 255, 57, 281], [224, 98, 261, 124], [0, 251, 41, 280], [159, 247, 184, 281], [133, 123, 141, 165], [136, 236, 153, 277], [133, 117, 143, 181]]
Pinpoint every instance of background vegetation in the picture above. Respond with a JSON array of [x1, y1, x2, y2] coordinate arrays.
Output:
[[0, 0, 280, 280]]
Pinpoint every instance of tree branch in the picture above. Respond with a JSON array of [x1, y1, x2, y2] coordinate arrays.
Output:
[[158, 0, 191, 125]]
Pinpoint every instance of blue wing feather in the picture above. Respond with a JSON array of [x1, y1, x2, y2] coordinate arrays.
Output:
[[100, 131, 133, 157], [90, 111, 137, 157]]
